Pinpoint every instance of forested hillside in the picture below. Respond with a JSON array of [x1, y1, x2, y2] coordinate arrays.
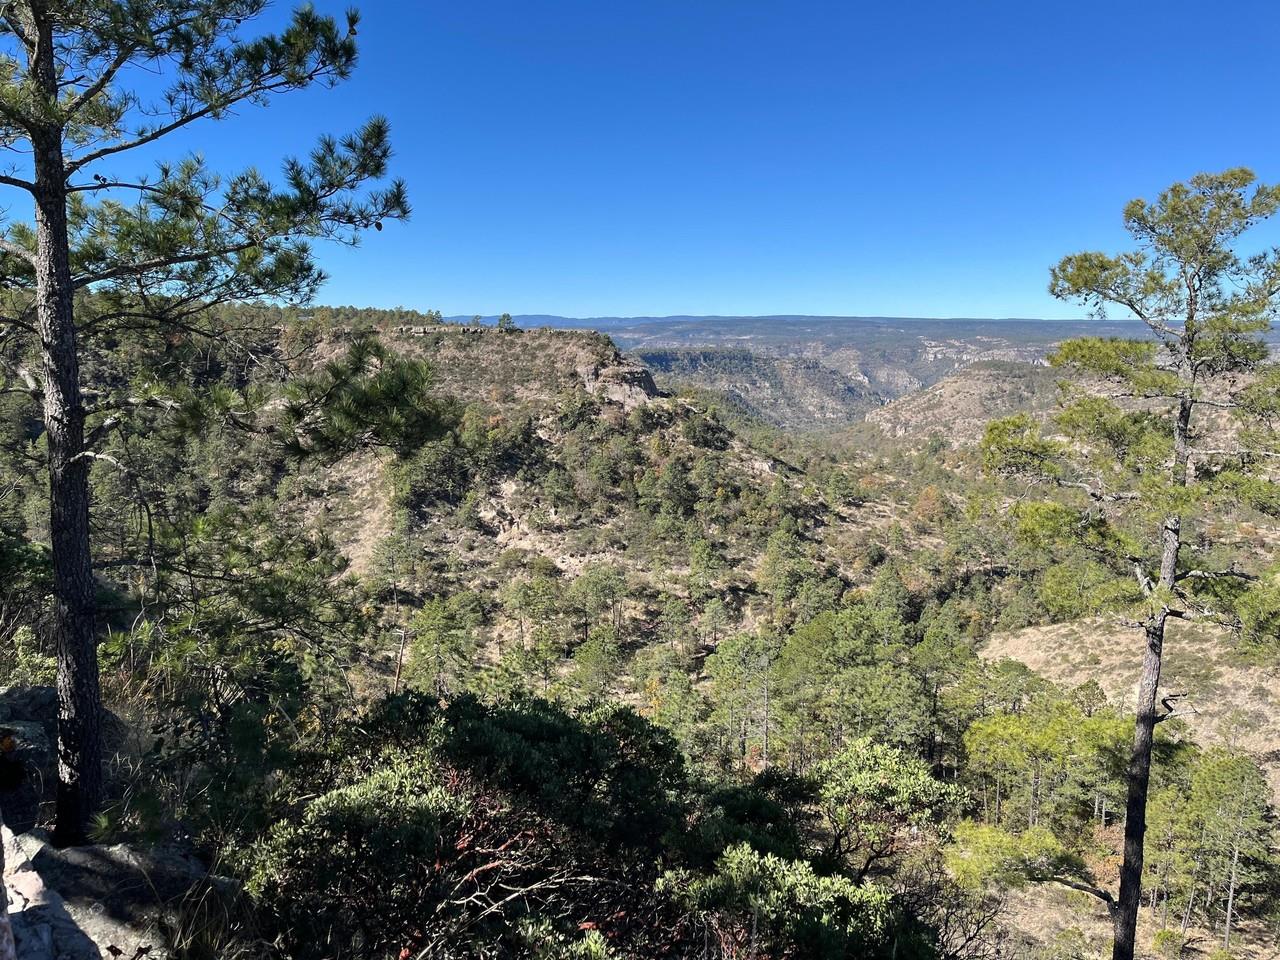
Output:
[[0, 5, 1277, 959], [5, 298, 1280, 959]]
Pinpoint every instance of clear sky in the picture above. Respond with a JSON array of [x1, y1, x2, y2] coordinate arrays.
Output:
[[176, 0, 1280, 319]]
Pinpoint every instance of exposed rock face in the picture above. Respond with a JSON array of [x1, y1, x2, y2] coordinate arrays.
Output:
[[1, 829, 14, 960], [2, 689, 211, 960], [0, 689, 59, 835], [0, 690, 129, 836], [4, 827, 211, 960], [578, 359, 661, 410], [634, 348, 880, 429], [0, 691, 59, 729]]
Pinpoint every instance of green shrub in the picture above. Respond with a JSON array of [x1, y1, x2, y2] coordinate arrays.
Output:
[[671, 843, 898, 959], [246, 752, 469, 958], [2, 626, 56, 687], [1152, 928, 1184, 959], [244, 696, 697, 959]]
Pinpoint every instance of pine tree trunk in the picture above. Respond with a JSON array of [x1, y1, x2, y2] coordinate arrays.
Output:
[[1111, 615, 1166, 960], [30, 17, 103, 848], [1223, 833, 1241, 950], [761, 672, 770, 770], [1180, 880, 1196, 935], [1112, 390, 1191, 960]]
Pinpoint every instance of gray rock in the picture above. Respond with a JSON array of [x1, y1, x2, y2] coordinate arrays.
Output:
[[5, 828, 213, 960], [0, 690, 58, 729], [0, 722, 55, 835], [0, 688, 130, 834]]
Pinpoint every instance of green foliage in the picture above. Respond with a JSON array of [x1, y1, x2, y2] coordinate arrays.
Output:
[[244, 695, 698, 958], [982, 169, 1280, 644], [1050, 168, 1280, 332], [1039, 557, 1142, 621], [281, 337, 455, 460], [1235, 569, 1280, 653], [985, 170, 1280, 958], [378, 694, 687, 852], [245, 751, 470, 958], [518, 921, 617, 960], [96, 504, 372, 835], [1, 625, 56, 687], [393, 404, 541, 510], [4, 163, 1279, 960], [672, 843, 899, 959], [981, 413, 1064, 481], [1151, 928, 1184, 959], [406, 595, 477, 697], [706, 629, 779, 768], [947, 823, 1076, 890], [1144, 749, 1276, 939], [814, 738, 965, 877], [684, 770, 813, 868], [12, 10, 1280, 960], [0, 532, 52, 658], [564, 624, 623, 702], [962, 695, 1129, 836], [773, 606, 931, 764]]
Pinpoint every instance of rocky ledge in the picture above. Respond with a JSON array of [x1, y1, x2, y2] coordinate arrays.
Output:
[[1, 688, 215, 960]]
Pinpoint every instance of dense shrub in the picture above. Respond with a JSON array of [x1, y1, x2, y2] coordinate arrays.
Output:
[[245, 698, 696, 959], [670, 843, 901, 959]]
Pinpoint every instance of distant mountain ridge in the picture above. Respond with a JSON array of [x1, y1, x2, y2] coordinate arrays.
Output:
[[448, 313, 1111, 331], [567, 315, 1116, 427]]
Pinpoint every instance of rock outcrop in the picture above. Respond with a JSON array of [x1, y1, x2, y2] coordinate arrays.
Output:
[[4, 826, 211, 960], [0, 689, 58, 835], [1, 689, 213, 960], [578, 358, 661, 410]]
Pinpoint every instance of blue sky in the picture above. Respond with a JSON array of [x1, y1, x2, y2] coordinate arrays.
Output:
[[170, 1, 1280, 319]]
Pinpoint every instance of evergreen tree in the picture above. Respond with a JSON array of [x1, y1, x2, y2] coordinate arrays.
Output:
[[407, 597, 475, 698], [0, 1, 407, 843], [983, 169, 1280, 960]]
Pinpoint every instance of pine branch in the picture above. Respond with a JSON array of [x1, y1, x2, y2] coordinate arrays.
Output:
[[1175, 566, 1259, 584], [0, 237, 34, 265], [73, 241, 257, 289], [1056, 479, 1141, 503], [61, 44, 136, 119]]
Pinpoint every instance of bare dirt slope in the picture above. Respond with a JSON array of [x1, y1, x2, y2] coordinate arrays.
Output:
[[982, 618, 1280, 801], [866, 360, 1061, 446]]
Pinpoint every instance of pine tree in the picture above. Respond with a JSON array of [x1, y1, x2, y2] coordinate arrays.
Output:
[[0, 1, 407, 844], [983, 169, 1280, 960]]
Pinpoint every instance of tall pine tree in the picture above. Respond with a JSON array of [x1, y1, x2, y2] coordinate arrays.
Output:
[[983, 168, 1280, 960], [0, 1, 407, 844]]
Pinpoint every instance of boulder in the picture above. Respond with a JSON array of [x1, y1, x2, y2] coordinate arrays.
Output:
[[0, 690, 57, 731], [578, 360, 662, 410], [4, 828, 213, 960], [1, 692, 58, 834], [0, 688, 130, 834]]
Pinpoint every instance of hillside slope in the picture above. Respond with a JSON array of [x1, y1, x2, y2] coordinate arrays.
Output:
[[983, 618, 1280, 801], [634, 347, 882, 430], [865, 360, 1061, 445], [306, 326, 871, 616], [377, 325, 661, 409]]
